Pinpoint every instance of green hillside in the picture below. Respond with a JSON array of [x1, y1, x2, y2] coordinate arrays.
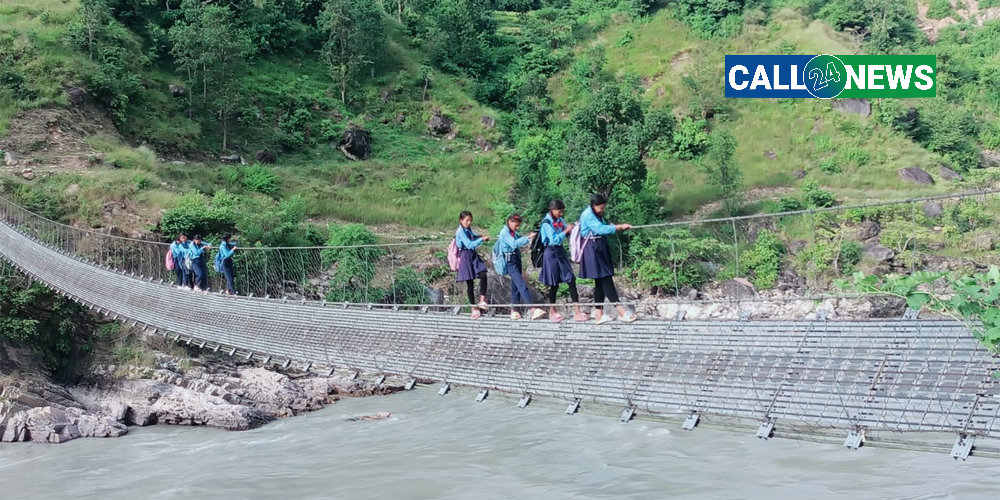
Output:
[[2, 0, 998, 265]]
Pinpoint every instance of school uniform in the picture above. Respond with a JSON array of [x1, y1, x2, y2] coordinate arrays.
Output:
[[578, 206, 620, 309], [218, 240, 237, 294], [578, 206, 616, 279], [496, 226, 531, 310], [170, 240, 192, 287], [187, 241, 211, 290], [455, 225, 487, 304], [538, 214, 575, 286]]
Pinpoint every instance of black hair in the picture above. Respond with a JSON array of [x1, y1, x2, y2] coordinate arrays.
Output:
[[177, 232, 187, 239], [193, 234, 203, 240], [589, 193, 608, 208], [507, 213, 522, 223], [459, 210, 473, 221], [547, 199, 565, 211], [223, 233, 232, 242]]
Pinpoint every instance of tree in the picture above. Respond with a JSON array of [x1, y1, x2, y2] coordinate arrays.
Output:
[[79, 0, 111, 61], [701, 129, 743, 216], [561, 82, 675, 205], [319, 0, 387, 103], [170, 3, 254, 151]]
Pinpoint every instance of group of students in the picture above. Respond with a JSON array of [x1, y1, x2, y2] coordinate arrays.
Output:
[[168, 233, 238, 295], [454, 194, 637, 325]]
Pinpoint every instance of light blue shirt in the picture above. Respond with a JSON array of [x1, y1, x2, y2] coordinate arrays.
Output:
[[170, 241, 190, 259], [455, 226, 484, 250], [495, 226, 530, 255], [187, 241, 210, 260], [579, 207, 616, 238], [539, 214, 567, 246], [218, 241, 237, 260]]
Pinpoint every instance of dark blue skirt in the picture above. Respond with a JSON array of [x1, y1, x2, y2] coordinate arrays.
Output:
[[539, 246, 574, 286], [578, 237, 614, 279], [456, 248, 487, 282]]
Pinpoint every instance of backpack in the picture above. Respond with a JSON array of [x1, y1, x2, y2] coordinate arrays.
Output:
[[569, 223, 585, 263], [529, 220, 548, 269], [183, 256, 193, 271], [447, 239, 461, 272], [165, 249, 175, 271], [491, 240, 508, 276], [213, 251, 223, 273]]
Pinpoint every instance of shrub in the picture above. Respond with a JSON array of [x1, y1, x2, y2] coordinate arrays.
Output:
[[950, 199, 992, 232], [801, 180, 836, 208], [740, 230, 785, 289], [818, 158, 841, 174], [630, 229, 728, 291], [839, 240, 863, 273], [388, 179, 415, 194], [241, 165, 280, 196], [776, 197, 803, 212], [927, 0, 954, 19], [321, 224, 385, 303], [669, 118, 710, 160], [389, 267, 426, 304], [842, 148, 869, 166]]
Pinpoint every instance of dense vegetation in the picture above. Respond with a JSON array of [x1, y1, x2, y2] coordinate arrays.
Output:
[[1, 0, 999, 307]]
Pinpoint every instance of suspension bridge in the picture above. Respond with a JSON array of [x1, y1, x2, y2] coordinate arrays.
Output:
[[1, 192, 998, 459]]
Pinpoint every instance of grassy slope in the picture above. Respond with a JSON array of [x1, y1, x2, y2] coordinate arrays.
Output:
[[551, 9, 948, 216], [1, 1, 513, 231]]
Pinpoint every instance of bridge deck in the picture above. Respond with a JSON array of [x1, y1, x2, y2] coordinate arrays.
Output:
[[2, 220, 999, 446]]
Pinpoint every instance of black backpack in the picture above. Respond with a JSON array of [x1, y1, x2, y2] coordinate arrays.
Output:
[[529, 220, 548, 269]]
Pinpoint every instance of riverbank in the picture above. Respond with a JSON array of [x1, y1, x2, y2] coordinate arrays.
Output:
[[0, 347, 403, 444]]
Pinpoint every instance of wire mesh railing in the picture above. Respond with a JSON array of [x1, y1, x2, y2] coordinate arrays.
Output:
[[2, 189, 999, 310]]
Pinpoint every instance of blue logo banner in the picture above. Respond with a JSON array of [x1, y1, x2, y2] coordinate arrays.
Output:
[[725, 55, 816, 98]]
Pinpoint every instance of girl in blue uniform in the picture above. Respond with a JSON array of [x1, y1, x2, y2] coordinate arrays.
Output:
[[579, 194, 637, 324], [218, 234, 238, 295], [538, 199, 587, 323], [169, 233, 192, 290], [187, 234, 212, 293], [495, 214, 539, 320], [455, 211, 490, 319]]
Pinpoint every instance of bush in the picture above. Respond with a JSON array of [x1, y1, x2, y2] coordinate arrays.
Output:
[[950, 199, 992, 232], [740, 230, 785, 289], [388, 179, 415, 194], [669, 118, 710, 160], [629, 229, 728, 291], [839, 240, 863, 273], [776, 197, 803, 212], [818, 158, 841, 174], [321, 224, 385, 303], [389, 267, 427, 304], [241, 165, 280, 196], [801, 180, 836, 208], [927, 0, 954, 19]]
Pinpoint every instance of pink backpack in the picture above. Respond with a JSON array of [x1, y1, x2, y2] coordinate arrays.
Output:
[[164, 249, 175, 270], [569, 224, 585, 263], [447, 239, 461, 271]]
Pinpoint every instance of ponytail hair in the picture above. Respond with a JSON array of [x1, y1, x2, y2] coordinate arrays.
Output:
[[458, 210, 473, 222], [547, 199, 565, 212]]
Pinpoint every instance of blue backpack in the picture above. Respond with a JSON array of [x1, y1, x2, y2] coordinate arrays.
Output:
[[213, 251, 223, 273], [492, 239, 508, 276]]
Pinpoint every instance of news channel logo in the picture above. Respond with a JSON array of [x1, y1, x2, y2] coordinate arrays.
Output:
[[724, 55, 936, 99]]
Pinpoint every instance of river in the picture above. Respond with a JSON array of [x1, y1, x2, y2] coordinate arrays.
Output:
[[1, 389, 996, 500]]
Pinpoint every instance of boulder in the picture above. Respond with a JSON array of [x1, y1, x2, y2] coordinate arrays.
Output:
[[425, 286, 445, 305], [788, 239, 808, 255], [480, 116, 496, 128], [897, 167, 934, 185], [747, 219, 776, 243], [983, 150, 1000, 168], [938, 165, 963, 181], [922, 201, 944, 219], [346, 412, 392, 422], [427, 110, 454, 136], [336, 123, 372, 161], [20, 168, 35, 181], [475, 135, 494, 152], [852, 220, 881, 241], [4, 151, 18, 166], [219, 154, 244, 164], [831, 98, 871, 116], [764, 150, 777, 160], [2, 407, 127, 443], [169, 84, 186, 97], [721, 278, 757, 299], [656, 87, 665, 97], [254, 149, 276, 164], [863, 240, 895, 262], [792, 169, 807, 179], [65, 86, 87, 106]]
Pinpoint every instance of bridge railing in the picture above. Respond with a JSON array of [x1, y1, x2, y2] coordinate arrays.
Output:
[[2, 189, 999, 308]]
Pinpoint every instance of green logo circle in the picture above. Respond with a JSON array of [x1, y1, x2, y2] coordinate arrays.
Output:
[[803, 54, 847, 99]]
